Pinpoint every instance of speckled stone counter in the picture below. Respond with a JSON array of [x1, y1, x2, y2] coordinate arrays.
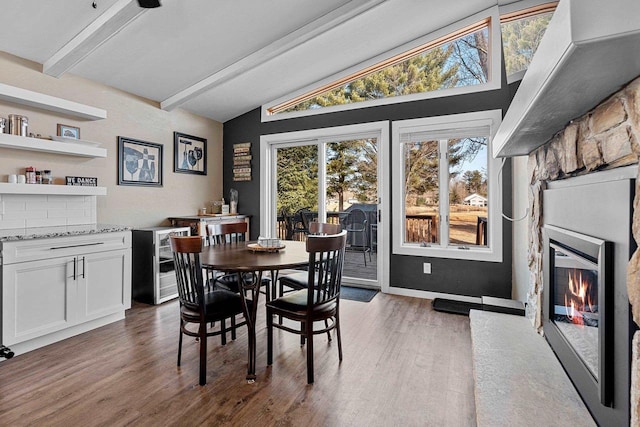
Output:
[[0, 224, 131, 242]]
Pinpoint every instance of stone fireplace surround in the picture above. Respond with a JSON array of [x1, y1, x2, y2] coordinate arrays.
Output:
[[527, 75, 640, 424]]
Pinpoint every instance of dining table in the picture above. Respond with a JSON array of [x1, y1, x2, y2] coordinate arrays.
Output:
[[200, 239, 309, 382]]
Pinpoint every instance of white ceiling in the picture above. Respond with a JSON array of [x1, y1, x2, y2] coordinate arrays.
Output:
[[0, 0, 519, 122]]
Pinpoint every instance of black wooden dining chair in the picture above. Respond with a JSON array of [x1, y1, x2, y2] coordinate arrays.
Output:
[[170, 235, 246, 386], [266, 230, 347, 384]]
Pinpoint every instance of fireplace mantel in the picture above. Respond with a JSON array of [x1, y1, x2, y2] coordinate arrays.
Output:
[[493, 0, 640, 158]]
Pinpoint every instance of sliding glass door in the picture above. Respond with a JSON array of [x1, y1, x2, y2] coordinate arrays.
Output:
[[261, 122, 388, 288]]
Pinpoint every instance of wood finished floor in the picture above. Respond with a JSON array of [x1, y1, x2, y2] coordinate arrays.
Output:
[[0, 294, 476, 426]]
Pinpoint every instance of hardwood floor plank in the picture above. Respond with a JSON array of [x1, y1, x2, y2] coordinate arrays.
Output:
[[0, 293, 476, 426]]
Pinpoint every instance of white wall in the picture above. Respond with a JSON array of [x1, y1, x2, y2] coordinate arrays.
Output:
[[511, 155, 529, 301], [0, 52, 223, 228]]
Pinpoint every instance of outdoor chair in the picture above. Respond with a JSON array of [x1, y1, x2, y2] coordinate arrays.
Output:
[[343, 208, 372, 265]]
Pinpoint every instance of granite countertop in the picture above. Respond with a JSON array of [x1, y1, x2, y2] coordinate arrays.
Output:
[[0, 224, 131, 242]]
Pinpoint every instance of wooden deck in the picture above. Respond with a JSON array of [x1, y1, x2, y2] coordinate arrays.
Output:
[[0, 294, 476, 426]]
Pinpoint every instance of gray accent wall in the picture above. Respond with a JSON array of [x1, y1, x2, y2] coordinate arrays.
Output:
[[223, 83, 518, 298]]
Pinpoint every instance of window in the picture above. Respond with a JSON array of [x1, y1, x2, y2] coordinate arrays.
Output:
[[262, 7, 501, 122], [392, 110, 502, 262], [500, 2, 557, 80]]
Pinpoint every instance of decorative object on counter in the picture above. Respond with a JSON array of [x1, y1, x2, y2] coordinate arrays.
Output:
[[8, 114, 28, 136], [211, 200, 223, 214], [0, 117, 6, 133], [118, 136, 163, 187], [8, 174, 17, 183], [66, 176, 98, 186], [57, 123, 80, 139], [42, 170, 52, 184], [229, 188, 238, 214], [221, 204, 230, 214], [25, 166, 36, 184], [199, 207, 207, 216], [17, 175, 25, 184], [35, 171, 42, 184], [173, 132, 206, 175], [233, 142, 252, 181]]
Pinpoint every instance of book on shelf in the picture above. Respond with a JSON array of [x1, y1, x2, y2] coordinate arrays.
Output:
[[233, 167, 252, 174], [233, 142, 251, 149], [233, 154, 252, 160], [233, 175, 252, 182], [233, 159, 251, 166]]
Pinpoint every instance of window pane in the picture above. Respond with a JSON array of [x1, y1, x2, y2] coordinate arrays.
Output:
[[278, 27, 490, 114], [448, 137, 488, 247], [404, 140, 439, 245], [501, 12, 553, 76], [276, 145, 318, 239]]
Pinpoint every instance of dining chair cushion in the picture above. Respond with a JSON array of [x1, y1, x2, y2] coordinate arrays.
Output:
[[278, 271, 308, 290], [267, 288, 336, 313], [180, 289, 243, 321], [215, 273, 270, 293]]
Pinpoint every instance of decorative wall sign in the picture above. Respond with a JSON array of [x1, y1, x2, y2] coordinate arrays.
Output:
[[57, 124, 80, 139], [233, 142, 252, 181], [118, 136, 163, 187], [174, 132, 207, 175], [66, 176, 97, 186]]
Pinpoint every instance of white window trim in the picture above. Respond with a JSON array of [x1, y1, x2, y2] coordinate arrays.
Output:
[[261, 6, 501, 123], [391, 109, 503, 262]]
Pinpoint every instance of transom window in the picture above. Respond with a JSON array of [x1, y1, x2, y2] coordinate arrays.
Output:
[[500, 2, 557, 79], [262, 7, 502, 122], [392, 110, 502, 262]]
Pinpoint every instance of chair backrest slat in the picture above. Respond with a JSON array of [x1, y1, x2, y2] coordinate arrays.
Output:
[[305, 230, 347, 309]]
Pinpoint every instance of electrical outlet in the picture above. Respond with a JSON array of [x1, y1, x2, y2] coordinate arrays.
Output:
[[423, 262, 431, 274]]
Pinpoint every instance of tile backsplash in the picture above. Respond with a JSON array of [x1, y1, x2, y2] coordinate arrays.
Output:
[[0, 194, 96, 229]]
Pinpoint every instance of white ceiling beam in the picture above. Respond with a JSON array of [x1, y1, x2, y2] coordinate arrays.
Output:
[[160, 0, 389, 112], [43, 0, 147, 78]]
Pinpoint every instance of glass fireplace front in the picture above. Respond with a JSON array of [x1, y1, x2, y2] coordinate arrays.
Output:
[[551, 242, 599, 379]]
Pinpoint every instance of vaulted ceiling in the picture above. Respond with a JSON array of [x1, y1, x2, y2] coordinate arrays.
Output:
[[0, 0, 516, 123]]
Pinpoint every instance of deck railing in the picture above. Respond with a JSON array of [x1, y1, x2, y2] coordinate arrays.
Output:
[[276, 213, 438, 244]]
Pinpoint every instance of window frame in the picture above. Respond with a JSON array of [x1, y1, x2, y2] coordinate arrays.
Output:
[[391, 110, 503, 262], [261, 6, 502, 123]]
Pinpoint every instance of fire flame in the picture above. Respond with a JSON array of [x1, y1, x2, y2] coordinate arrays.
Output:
[[564, 270, 596, 326]]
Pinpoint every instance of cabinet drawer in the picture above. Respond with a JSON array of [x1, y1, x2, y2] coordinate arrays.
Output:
[[2, 231, 131, 265]]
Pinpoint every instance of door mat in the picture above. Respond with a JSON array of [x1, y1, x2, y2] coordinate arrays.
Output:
[[340, 286, 378, 302], [432, 298, 482, 315]]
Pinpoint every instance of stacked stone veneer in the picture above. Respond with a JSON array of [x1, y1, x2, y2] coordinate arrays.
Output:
[[527, 75, 640, 424]]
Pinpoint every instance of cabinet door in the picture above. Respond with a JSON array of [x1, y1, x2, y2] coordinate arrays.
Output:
[[2, 257, 75, 346], [76, 249, 131, 322]]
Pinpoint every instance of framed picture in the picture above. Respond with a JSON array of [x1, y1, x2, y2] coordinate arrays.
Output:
[[57, 124, 80, 139], [118, 136, 163, 187], [174, 132, 207, 175]]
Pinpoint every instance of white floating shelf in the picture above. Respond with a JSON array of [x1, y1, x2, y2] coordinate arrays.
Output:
[[0, 183, 106, 196], [0, 82, 107, 120], [493, 0, 640, 158], [0, 133, 106, 158]]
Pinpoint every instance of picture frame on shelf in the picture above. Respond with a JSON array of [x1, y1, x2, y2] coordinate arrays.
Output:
[[174, 132, 207, 175], [118, 136, 163, 187], [57, 124, 80, 139]]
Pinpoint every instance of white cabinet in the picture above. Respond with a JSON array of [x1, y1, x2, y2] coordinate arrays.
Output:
[[132, 226, 189, 304], [1, 231, 131, 350]]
